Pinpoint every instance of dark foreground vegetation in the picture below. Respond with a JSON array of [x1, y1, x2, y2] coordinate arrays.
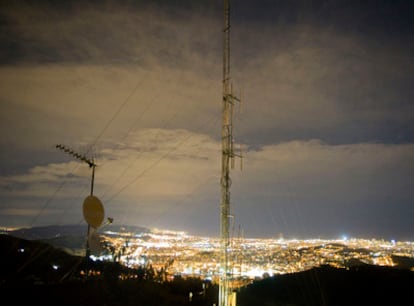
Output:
[[1, 234, 414, 306]]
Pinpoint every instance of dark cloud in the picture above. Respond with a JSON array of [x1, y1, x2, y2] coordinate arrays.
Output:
[[0, 0, 221, 65], [230, 12, 414, 145]]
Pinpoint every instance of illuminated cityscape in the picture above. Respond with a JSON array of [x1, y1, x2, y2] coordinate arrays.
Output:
[[89, 227, 414, 285]]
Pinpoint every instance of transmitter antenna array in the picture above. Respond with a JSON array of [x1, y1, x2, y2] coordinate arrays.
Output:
[[219, 0, 241, 305]]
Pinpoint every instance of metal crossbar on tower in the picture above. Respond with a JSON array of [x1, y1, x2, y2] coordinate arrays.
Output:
[[219, 0, 240, 305]]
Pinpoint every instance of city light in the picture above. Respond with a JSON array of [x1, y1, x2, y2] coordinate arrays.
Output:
[[92, 228, 414, 285]]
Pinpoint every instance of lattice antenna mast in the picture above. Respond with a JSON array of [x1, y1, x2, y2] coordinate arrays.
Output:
[[220, 0, 241, 305]]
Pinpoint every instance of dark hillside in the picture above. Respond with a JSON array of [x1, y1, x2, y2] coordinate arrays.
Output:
[[237, 264, 414, 306], [0, 235, 217, 306], [0, 234, 84, 285]]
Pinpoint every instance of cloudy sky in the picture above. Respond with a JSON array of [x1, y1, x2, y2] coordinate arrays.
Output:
[[1, 0, 413, 240]]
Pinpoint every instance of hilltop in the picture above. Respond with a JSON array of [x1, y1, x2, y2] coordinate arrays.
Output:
[[4, 224, 150, 255], [5, 224, 150, 240]]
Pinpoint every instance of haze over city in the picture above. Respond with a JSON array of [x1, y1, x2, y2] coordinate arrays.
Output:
[[0, 0, 413, 240]]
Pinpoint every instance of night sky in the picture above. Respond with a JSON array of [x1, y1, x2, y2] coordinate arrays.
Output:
[[1, 0, 413, 240]]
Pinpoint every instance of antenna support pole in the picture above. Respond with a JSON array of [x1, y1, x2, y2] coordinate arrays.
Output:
[[55, 144, 97, 275]]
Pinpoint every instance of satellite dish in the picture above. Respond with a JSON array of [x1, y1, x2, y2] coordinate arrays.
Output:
[[83, 195, 105, 228]]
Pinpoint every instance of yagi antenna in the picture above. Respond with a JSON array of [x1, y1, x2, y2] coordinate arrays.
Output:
[[55, 144, 96, 168]]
